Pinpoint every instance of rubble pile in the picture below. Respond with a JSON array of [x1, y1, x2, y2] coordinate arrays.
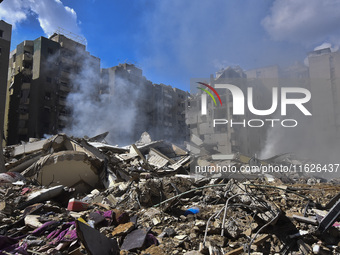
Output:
[[0, 133, 339, 254]]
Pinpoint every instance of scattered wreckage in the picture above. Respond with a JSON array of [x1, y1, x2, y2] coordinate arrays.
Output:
[[0, 132, 339, 254]]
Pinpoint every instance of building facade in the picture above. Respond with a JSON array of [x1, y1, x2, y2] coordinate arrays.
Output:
[[308, 48, 340, 149], [101, 63, 189, 144], [0, 21, 12, 145], [0, 20, 12, 172], [5, 33, 100, 145], [187, 67, 271, 156]]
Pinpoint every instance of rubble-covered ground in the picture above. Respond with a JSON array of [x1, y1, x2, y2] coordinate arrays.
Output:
[[0, 133, 339, 255]]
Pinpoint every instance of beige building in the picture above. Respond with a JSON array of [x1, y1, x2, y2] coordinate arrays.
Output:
[[308, 48, 340, 149], [5, 33, 100, 145], [187, 66, 270, 156]]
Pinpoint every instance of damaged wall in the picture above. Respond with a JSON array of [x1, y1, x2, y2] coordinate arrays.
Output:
[[0, 20, 12, 172]]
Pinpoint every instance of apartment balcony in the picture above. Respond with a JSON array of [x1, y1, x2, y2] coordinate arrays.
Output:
[[19, 114, 29, 120], [22, 83, 31, 90], [58, 115, 69, 122], [59, 85, 71, 92], [18, 128, 28, 135], [58, 99, 67, 106], [61, 56, 74, 66], [23, 53, 33, 61], [22, 68, 32, 76]]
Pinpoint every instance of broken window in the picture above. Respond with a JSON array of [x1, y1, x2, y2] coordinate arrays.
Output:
[[48, 47, 53, 55], [22, 75, 32, 83], [18, 105, 28, 114], [61, 66, 71, 73], [12, 53, 16, 62], [45, 92, 51, 100], [18, 120, 26, 128], [0, 30, 3, 37], [46, 77, 52, 83], [20, 89, 30, 104], [23, 60, 32, 69]]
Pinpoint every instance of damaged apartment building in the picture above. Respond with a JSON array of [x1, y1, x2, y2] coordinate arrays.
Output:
[[187, 67, 271, 156], [0, 20, 12, 171], [188, 47, 340, 158], [4, 32, 100, 145], [4, 31, 189, 146], [100, 63, 188, 143]]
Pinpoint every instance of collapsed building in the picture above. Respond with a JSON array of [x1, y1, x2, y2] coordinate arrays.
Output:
[[0, 133, 339, 254], [187, 67, 271, 157], [0, 22, 339, 254]]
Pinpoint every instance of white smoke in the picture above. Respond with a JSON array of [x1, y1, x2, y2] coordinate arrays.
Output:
[[59, 49, 144, 145], [0, 0, 80, 36], [262, 0, 340, 46]]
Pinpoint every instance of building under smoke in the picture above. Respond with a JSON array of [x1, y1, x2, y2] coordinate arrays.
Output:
[[308, 48, 340, 160], [100, 63, 189, 144], [4, 33, 100, 145], [187, 66, 271, 156], [4, 32, 189, 146], [0, 20, 11, 171]]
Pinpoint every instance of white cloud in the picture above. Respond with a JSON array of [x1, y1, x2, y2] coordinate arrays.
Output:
[[262, 0, 340, 45], [0, 0, 30, 28], [0, 0, 80, 36]]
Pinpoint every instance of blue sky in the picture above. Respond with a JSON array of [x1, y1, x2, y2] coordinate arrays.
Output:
[[1, 0, 340, 91]]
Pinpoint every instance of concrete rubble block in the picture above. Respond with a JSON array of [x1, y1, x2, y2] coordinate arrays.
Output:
[[191, 134, 203, 146], [141, 244, 166, 255], [169, 155, 191, 171], [24, 214, 43, 229], [1, 133, 340, 254], [23, 151, 103, 193], [147, 148, 170, 168], [111, 222, 135, 236]]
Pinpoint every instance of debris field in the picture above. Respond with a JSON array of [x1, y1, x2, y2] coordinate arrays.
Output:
[[0, 132, 339, 255]]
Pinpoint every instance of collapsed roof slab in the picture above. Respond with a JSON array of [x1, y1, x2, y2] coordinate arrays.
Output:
[[23, 151, 103, 193]]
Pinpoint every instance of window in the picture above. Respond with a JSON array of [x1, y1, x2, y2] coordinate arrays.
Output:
[[45, 92, 51, 100], [46, 77, 52, 83], [0, 30, 3, 38], [23, 61, 32, 69], [47, 48, 53, 54], [0, 47, 1, 56]]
